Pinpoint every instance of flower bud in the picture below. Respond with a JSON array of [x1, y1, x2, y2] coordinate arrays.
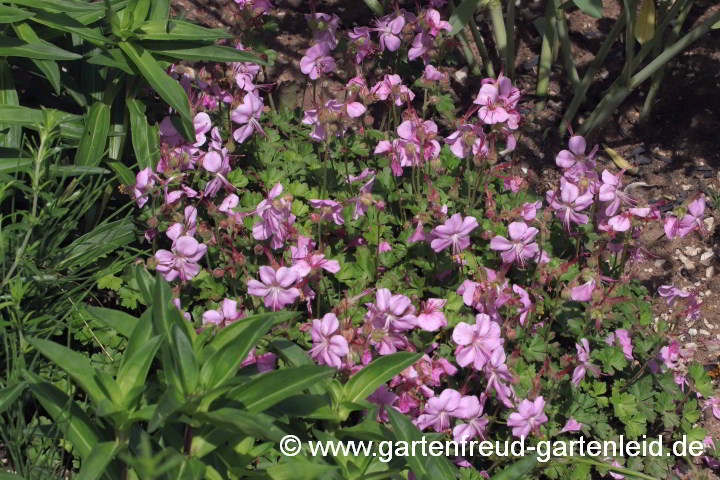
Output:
[[254, 244, 264, 255], [560, 287, 571, 300], [213, 267, 225, 278]]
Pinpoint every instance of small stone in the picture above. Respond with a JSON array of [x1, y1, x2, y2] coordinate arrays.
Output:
[[709, 342, 720, 350], [689, 328, 698, 336], [700, 329, 711, 336], [685, 246, 701, 257], [682, 184, 692, 191], [677, 253, 696, 270], [704, 217, 714, 232], [701, 251, 714, 266], [706, 290, 712, 296], [704, 319, 714, 330], [453, 67, 468, 84], [686, 342, 697, 349], [655, 259, 666, 267], [706, 266, 715, 279]]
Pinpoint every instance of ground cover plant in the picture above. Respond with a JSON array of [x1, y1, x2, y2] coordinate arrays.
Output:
[[1, 0, 719, 479]]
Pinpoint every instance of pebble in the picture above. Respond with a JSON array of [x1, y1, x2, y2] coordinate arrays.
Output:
[[689, 328, 698, 336], [709, 342, 720, 351], [707, 266, 715, 279], [704, 319, 714, 330], [655, 259, 666, 267], [685, 246, 702, 257], [453, 68, 469, 85], [705, 217, 715, 232], [701, 251, 714, 266], [676, 252, 696, 270], [700, 329, 711, 336], [682, 184, 692, 191]]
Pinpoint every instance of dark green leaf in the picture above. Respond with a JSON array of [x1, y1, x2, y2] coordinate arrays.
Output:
[[195, 409, 285, 443], [56, 218, 134, 269], [450, 0, 486, 35], [76, 442, 119, 480], [0, 60, 21, 149], [0, 6, 34, 23], [127, 98, 159, 169], [572, 0, 604, 18], [0, 382, 25, 414], [87, 49, 138, 75], [172, 323, 199, 394], [86, 305, 138, 338], [26, 10, 107, 45], [0, 34, 81, 60], [143, 42, 266, 65], [74, 101, 110, 166], [133, 19, 232, 41], [11, 23, 61, 94], [344, 352, 421, 403]]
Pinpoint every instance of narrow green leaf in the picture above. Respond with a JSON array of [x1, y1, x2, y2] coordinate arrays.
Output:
[[26, 375, 105, 459], [270, 338, 324, 395], [74, 102, 110, 166], [572, 0, 604, 18], [48, 165, 109, 176], [134, 265, 155, 305], [11, 23, 61, 94], [108, 160, 136, 184], [143, 42, 266, 65], [0, 61, 21, 149], [0, 34, 82, 60], [634, 0, 656, 44], [87, 49, 138, 75], [9, 0, 106, 13], [227, 365, 335, 413], [0, 156, 32, 173], [56, 218, 134, 269], [148, 385, 185, 432], [133, 19, 232, 41], [207, 311, 299, 356], [118, 41, 194, 141], [490, 454, 539, 479], [86, 305, 138, 338], [74, 0, 128, 25], [76, 442, 120, 480], [172, 323, 199, 394], [0, 472, 26, 479], [0, 382, 25, 414], [253, 462, 338, 480], [149, 0, 170, 21], [26, 337, 118, 406], [26, 10, 107, 46], [362, 0, 384, 16], [152, 272, 173, 341], [343, 352, 422, 403], [195, 409, 285, 443], [117, 335, 162, 400], [450, 0, 486, 35], [199, 312, 281, 389], [127, 98, 159, 169], [0, 5, 35, 23]]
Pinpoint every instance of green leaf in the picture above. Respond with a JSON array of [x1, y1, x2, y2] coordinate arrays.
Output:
[[362, 0, 384, 16], [76, 442, 120, 480], [0, 5, 35, 23], [0, 472, 26, 479], [227, 365, 335, 413], [127, 98, 159, 169], [634, 0, 656, 44], [253, 461, 338, 480], [195, 409, 286, 443], [572, 0, 604, 18], [450, 0, 486, 35], [11, 23, 61, 94], [74, 101, 110, 166], [56, 218, 134, 269], [0, 382, 25, 414], [0, 61, 20, 150], [86, 305, 138, 337], [200, 312, 288, 389], [133, 20, 232, 41], [172, 323, 199, 394], [9, 0, 106, 13], [134, 265, 155, 305], [689, 362, 714, 398], [344, 352, 421, 403], [108, 161, 136, 185], [270, 338, 325, 395], [48, 165, 110, 176], [143, 42, 266, 64], [26, 375, 105, 459], [87, 49, 138, 75], [117, 335, 162, 402], [0, 34, 82, 60], [149, 0, 170, 21], [118, 41, 194, 141], [26, 337, 119, 406], [26, 10, 107, 46], [387, 408, 457, 480], [490, 454, 540, 479]]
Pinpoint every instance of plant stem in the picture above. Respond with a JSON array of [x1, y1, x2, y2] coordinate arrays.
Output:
[[489, 0, 508, 73], [622, 0, 635, 87], [505, 0, 516, 78], [468, 15, 496, 77], [535, 2, 555, 111], [554, 0, 579, 90], [448, 0, 483, 75]]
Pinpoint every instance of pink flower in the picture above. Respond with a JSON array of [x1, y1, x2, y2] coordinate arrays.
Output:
[[367, 288, 418, 355], [371, 74, 415, 106], [348, 27, 373, 64], [202, 298, 245, 328], [408, 222, 426, 243], [305, 13, 340, 48], [373, 13, 405, 52], [452, 313, 504, 370], [231, 92, 264, 144], [445, 124, 486, 159], [310, 199, 344, 225], [367, 385, 399, 422], [425, 9, 452, 36], [571, 278, 596, 302], [408, 31, 433, 62], [606, 329, 634, 361], [417, 299, 447, 331], [159, 112, 212, 147], [290, 236, 341, 277], [609, 461, 625, 479], [430, 213, 478, 254], [664, 196, 705, 239], [555, 136, 597, 176], [507, 397, 548, 437], [522, 201, 542, 221], [546, 178, 593, 230], [705, 397, 720, 420], [513, 285, 533, 325], [309, 313, 349, 368], [416, 389, 479, 432], [452, 397, 489, 442], [598, 170, 636, 216], [166, 206, 197, 244], [559, 418, 584, 433], [490, 222, 539, 266], [571, 338, 602, 385], [247, 266, 301, 311], [202, 150, 232, 197], [132, 167, 157, 208], [378, 240, 392, 252], [300, 42, 336, 80], [252, 183, 296, 249], [242, 348, 277, 372], [423, 64, 446, 81], [219, 194, 239, 214], [155, 236, 207, 281], [483, 348, 514, 408]]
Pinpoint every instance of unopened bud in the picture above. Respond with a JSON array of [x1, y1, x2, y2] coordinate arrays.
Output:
[[254, 244, 264, 255], [213, 267, 225, 278]]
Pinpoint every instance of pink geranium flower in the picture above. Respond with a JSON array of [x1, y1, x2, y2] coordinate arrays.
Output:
[[231, 92, 264, 144], [423, 64, 446, 81], [252, 183, 296, 249], [507, 397, 548, 437], [202, 298, 245, 328], [483, 348, 514, 408], [430, 213, 479, 254], [371, 74, 415, 106], [408, 31, 433, 62], [247, 266, 301, 311], [132, 167, 157, 208], [309, 313, 349, 368], [348, 27, 373, 64], [305, 13, 340, 48], [155, 236, 207, 282], [555, 135, 597, 176], [664, 196, 705, 239], [166, 206, 197, 244], [373, 13, 405, 52], [559, 418, 584, 433], [367, 385, 399, 422], [452, 313, 504, 370], [417, 298, 447, 331], [416, 389, 479, 432], [546, 178, 593, 230], [452, 396, 489, 442], [571, 278, 596, 302], [290, 235, 340, 277], [300, 42, 336, 80], [445, 124, 486, 159], [571, 338, 603, 385], [598, 169, 636, 216], [490, 222, 539, 266], [309, 199, 344, 225], [424, 9, 452, 36]]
